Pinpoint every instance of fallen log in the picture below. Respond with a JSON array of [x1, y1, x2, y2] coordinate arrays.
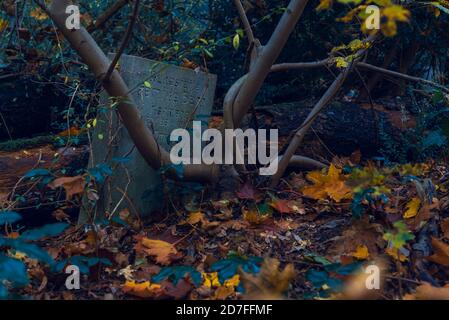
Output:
[[255, 99, 417, 161]]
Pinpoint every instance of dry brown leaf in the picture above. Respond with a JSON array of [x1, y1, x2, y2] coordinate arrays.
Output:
[[404, 283, 449, 300], [48, 175, 85, 199], [328, 216, 384, 258], [427, 237, 449, 267], [134, 236, 180, 265], [214, 286, 235, 300]]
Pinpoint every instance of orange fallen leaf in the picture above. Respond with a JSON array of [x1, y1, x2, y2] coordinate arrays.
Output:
[[180, 212, 219, 229], [134, 236, 180, 265], [57, 126, 82, 137], [122, 280, 164, 298], [302, 164, 352, 202]]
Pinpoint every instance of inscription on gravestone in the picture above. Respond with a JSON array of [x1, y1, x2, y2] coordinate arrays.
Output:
[[84, 54, 217, 222]]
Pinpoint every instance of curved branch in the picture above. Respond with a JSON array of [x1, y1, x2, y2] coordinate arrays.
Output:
[[287, 155, 327, 170], [103, 0, 140, 82], [38, 0, 216, 182]]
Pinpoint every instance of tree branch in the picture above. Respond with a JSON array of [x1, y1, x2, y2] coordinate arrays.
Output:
[[357, 62, 449, 94], [87, 0, 130, 33], [231, 0, 310, 128], [36, 0, 216, 182], [103, 0, 140, 82], [270, 37, 376, 186], [233, 0, 255, 45]]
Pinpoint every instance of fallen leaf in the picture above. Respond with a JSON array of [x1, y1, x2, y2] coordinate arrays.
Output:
[[270, 199, 304, 214], [404, 283, 449, 300], [404, 197, 421, 219], [427, 237, 449, 267], [386, 247, 408, 262], [236, 181, 262, 202], [180, 211, 219, 229], [223, 274, 240, 288], [202, 272, 221, 288], [122, 280, 164, 298], [302, 164, 352, 202], [352, 245, 370, 260], [214, 286, 235, 300], [242, 207, 269, 225], [48, 175, 85, 199], [134, 236, 181, 266]]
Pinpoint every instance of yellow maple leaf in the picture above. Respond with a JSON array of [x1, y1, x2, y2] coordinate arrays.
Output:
[[202, 272, 221, 288], [404, 197, 421, 219], [334, 57, 349, 69], [302, 164, 352, 202], [224, 274, 240, 287], [352, 245, 370, 260], [381, 5, 410, 37]]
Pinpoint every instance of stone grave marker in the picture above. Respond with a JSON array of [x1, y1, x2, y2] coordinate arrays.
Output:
[[82, 54, 217, 223]]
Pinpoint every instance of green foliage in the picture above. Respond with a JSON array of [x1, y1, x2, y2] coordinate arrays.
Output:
[[211, 252, 262, 283], [383, 220, 415, 249], [0, 211, 69, 299]]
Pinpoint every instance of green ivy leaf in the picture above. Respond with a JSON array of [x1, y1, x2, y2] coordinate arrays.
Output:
[[0, 211, 22, 225]]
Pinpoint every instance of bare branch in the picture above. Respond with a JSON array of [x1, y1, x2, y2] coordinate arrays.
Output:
[[271, 36, 376, 186], [103, 0, 140, 82], [87, 0, 130, 33], [271, 59, 330, 72], [233, 0, 255, 45], [357, 62, 449, 94]]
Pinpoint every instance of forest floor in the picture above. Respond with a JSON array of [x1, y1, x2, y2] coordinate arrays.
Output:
[[1, 141, 449, 300]]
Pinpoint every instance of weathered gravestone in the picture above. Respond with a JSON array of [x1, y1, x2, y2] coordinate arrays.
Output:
[[81, 54, 217, 223]]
